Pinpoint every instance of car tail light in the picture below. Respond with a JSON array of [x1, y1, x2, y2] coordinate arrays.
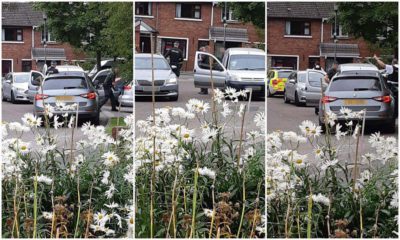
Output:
[[35, 94, 48, 100], [81, 92, 96, 99], [123, 85, 132, 90], [321, 96, 337, 103], [373, 95, 391, 103]]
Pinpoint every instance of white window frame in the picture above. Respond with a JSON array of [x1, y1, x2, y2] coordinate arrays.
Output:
[[175, 3, 202, 20], [285, 20, 311, 37], [135, 2, 153, 18], [42, 29, 56, 43], [159, 36, 189, 61], [2, 59, 14, 74], [331, 24, 349, 38], [2, 28, 24, 43], [221, 7, 238, 22], [267, 54, 299, 71]]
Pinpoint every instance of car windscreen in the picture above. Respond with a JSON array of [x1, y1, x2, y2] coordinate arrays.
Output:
[[278, 71, 292, 78], [228, 55, 265, 71], [308, 72, 324, 87], [329, 78, 382, 91], [14, 74, 30, 83], [135, 57, 170, 70], [43, 78, 88, 90]]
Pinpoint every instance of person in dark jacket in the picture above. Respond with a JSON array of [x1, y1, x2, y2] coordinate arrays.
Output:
[[46, 61, 59, 75], [374, 54, 398, 82], [164, 41, 184, 77], [324, 61, 338, 84], [99, 67, 118, 111]]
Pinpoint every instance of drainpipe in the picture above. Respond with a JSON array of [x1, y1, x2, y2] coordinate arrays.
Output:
[[211, 2, 214, 26]]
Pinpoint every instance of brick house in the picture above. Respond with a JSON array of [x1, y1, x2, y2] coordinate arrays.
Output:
[[135, 2, 264, 71], [267, 2, 375, 71], [2, 3, 85, 76]]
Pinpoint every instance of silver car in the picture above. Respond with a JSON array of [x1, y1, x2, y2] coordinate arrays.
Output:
[[135, 53, 178, 101], [284, 69, 326, 106], [118, 81, 133, 107], [318, 70, 396, 133], [2, 72, 31, 103], [34, 71, 100, 125]]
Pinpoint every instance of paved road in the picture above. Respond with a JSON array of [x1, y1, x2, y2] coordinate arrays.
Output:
[[135, 72, 265, 132], [2, 99, 132, 142], [267, 94, 397, 164]]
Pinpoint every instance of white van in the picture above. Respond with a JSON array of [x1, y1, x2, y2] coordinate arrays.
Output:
[[194, 48, 265, 94]]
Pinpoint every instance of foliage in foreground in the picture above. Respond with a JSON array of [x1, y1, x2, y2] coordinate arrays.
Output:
[[267, 108, 398, 238], [135, 88, 265, 238], [2, 103, 134, 238]]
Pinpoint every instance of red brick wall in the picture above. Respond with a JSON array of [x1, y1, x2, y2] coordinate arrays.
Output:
[[139, 2, 263, 71], [2, 26, 85, 73], [267, 18, 374, 70]]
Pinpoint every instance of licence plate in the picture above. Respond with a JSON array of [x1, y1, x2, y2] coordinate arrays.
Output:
[[56, 96, 74, 101], [344, 99, 366, 105], [142, 86, 160, 92]]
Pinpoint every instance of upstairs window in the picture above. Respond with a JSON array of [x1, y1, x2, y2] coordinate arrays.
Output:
[[42, 29, 56, 43], [332, 24, 348, 38], [2, 28, 23, 41], [285, 20, 311, 36], [176, 3, 201, 19], [222, 7, 238, 22], [136, 2, 152, 16]]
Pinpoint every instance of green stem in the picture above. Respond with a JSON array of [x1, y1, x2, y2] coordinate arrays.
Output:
[[307, 189, 313, 239], [237, 172, 246, 237], [33, 171, 38, 238], [74, 175, 81, 238], [190, 163, 199, 238]]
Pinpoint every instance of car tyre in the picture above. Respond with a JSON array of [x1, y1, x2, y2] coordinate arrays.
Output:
[[267, 87, 272, 98], [294, 92, 301, 106], [170, 95, 179, 101], [11, 92, 16, 104], [385, 118, 396, 133], [283, 91, 290, 104]]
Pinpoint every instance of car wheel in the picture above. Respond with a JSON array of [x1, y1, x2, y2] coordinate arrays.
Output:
[[314, 107, 319, 115], [283, 91, 290, 103], [294, 92, 301, 106], [90, 114, 100, 126], [385, 118, 396, 133], [11, 91, 16, 104], [170, 95, 179, 101], [267, 87, 272, 98]]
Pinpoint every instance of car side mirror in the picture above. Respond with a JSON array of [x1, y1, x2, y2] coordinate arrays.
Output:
[[289, 79, 296, 84]]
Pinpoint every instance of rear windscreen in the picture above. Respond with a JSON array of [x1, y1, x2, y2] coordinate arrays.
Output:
[[43, 78, 88, 90], [308, 72, 324, 87], [278, 71, 292, 78], [329, 78, 382, 91]]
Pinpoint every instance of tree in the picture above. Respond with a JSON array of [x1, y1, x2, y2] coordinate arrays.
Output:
[[35, 2, 133, 76], [337, 2, 398, 56], [226, 2, 265, 29]]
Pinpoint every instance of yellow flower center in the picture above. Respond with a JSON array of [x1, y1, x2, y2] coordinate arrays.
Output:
[[296, 159, 303, 164], [130, 217, 134, 224], [21, 146, 27, 151], [183, 133, 190, 139]]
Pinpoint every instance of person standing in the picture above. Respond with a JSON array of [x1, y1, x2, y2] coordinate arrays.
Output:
[[46, 61, 59, 75], [164, 41, 184, 77], [313, 60, 324, 71], [99, 67, 118, 111], [324, 61, 338, 84], [374, 54, 398, 82]]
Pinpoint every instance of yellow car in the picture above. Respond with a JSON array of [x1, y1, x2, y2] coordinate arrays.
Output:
[[267, 69, 293, 97]]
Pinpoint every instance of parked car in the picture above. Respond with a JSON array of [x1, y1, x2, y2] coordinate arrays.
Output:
[[194, 48, 265, 95], [2, 72, 31, 103], [27, 65, 86, 102], [318, 69, 396, 133], [91, 68, 122, 103], [135, 53, 179, 101], [118, 81, 133, 107], [267, 69, 293, 97], [284, 69, 326, 106], [33, 71, 100, 125]]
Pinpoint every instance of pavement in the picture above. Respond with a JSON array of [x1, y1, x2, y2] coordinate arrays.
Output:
[[135, 72, 265, 133]]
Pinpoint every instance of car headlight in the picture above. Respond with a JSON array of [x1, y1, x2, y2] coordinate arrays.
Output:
[[167, 76, 177, 84]]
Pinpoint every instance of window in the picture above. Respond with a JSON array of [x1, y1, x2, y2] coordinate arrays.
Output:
[[332, 24, 348, 38], [42, 29, 56, 43], [161, 38, 188, 60], [308, 72, 324, 87], [285, 20, 311, 36], [176, 3, 201, 19], [222, 7, 238, 22], [136, 2, 152, 16], [2, 60, 12, 77], [22, 60, 32, 72], [2, 28, 23, 41]]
